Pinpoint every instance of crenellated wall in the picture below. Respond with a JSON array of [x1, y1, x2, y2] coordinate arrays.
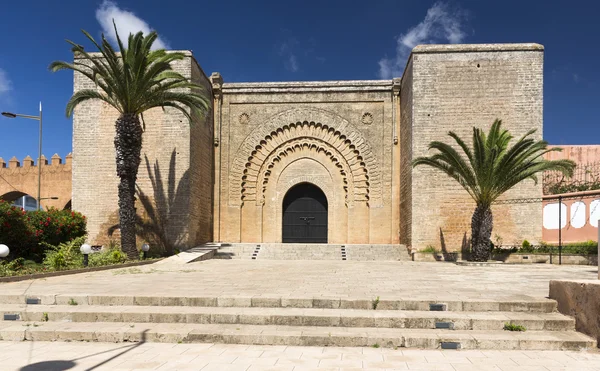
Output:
[[0, 153, 72, 210]]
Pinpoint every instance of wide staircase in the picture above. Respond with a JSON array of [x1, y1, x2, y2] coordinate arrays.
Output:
[[0, 293, 595, 350], [213, 243, 412, 261]]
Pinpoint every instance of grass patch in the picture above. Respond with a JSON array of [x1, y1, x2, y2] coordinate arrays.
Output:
[[420, 245, 438, 254], [372, 296, 380, 310], [68, 298, 78, 306], [503, 323, 526, 332]]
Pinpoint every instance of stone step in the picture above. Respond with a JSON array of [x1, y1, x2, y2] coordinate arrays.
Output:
[[0, 295, 558, 312], [213, 243, 412, 261], [0, 322, 594, 350], [0, 305, 575, 331]]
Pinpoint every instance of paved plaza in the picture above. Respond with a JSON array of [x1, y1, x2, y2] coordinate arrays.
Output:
[[1, 260, 598, 370], [1, 341, 599, 371], [0, 260, 596, 301]]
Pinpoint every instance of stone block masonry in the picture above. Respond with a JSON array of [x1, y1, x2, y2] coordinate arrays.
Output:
[[402, 43, 544, 250], [72, 51, 214, 247], [66, 43, 547, 252]]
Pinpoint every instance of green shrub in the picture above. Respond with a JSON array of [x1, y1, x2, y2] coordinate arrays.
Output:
[[42, 236, 86, 271], [493, 240, 598, 256], [0, 257, 47, 277], [0, 200, 86, 262], [88, 245, 127, 267], [0, 201, 36, 259], [27, 208, 86, 251]]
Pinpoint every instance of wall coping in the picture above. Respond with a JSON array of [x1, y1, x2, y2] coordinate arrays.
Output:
[[411, 43, 544, 54], [222, 80, 393, 94]]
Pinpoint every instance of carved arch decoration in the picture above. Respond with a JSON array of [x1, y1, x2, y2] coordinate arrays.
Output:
[[229, 107, 382, 206], [246, 137, 363, 205]]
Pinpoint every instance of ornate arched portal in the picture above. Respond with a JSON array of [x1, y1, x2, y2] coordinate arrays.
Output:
[[230, 108, 382, 244]]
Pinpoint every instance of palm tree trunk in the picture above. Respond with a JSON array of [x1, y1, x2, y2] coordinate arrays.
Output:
[[115, 113, 143, 260], [470, 204, 493, 262]]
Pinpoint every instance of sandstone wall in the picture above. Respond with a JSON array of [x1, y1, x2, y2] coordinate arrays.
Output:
[[215, 81, 400, 244], [0, 154, 72, 210], [550, 279, 600, 345], [72, 51, 213, 248], [403, 44, 544, 250], [399, 59, 413, 247]]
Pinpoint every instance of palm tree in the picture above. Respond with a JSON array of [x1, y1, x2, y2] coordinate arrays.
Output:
[[413, 120, 575, 262], [50, 25, 210, 259]]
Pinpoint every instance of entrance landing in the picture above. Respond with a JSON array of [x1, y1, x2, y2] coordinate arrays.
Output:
[[213, 243, 411, 260], [0, 261, 596, 349]]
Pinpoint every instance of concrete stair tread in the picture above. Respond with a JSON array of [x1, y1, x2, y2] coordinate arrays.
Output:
[[214, 243, 411, 261], [0, 305, 575, 331], [0, 295, 558, 312], [0, 321, 594, 350], [0, 304, 574, 320]]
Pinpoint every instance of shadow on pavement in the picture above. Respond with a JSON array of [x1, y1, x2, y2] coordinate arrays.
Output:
[[20, 330, 148, 371], [20, 360, 75, 371]]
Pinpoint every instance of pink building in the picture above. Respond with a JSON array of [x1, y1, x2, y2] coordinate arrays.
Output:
[[542, 145, 600, 244]]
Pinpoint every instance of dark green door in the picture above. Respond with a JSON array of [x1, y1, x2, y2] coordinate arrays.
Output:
[[282, 183, 328, 243]]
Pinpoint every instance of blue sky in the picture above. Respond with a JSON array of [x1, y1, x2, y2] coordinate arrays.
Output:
[[0, 0, 597, 163]]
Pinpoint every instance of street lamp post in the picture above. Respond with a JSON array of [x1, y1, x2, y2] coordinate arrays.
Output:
[[80, 243, 92, 267], [2, 102, 43, 210]]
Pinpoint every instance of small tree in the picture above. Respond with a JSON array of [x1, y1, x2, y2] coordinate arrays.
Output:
[[50, 25, 210, 259], [413, 120, 575, 261]]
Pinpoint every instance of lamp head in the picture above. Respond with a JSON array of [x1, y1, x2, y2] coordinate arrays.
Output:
[[0, 244, 9, 258], [141, 243, 150, 252], [1, 112, 17, 118], [80, 243, 92, 255]]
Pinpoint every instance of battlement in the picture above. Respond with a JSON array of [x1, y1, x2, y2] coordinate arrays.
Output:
[[0, 153, 72, 172]]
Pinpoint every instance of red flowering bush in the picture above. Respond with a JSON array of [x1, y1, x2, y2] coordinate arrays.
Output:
[[0, 200, 86, 261], [0, 200, 33, 258]]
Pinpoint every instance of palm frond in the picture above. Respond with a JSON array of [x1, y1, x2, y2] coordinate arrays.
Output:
[[50, 25, 210, 120], [413, 120, 577, 207]]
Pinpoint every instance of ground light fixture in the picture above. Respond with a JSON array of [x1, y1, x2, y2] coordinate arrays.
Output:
[[0, 244, 9, 258], [141, 243, 150, 259], [80, 243, 92, 267]]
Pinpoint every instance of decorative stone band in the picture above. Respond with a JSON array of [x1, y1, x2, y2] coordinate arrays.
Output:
[[229, 108, 382, 207]]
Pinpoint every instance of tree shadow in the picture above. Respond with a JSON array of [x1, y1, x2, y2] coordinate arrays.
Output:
[[437, 228, 459, 262], [110, 149, 189, 256], [20, 331, 148, 371], [461, 232, 472, 261], [20, 360, 75, 371]]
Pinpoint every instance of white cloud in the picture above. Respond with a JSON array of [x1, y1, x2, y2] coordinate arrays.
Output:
[[379, 2, 468, 79], [288, 55, 299, 72], [96, 0, 170, 50], [278, 39, 300, 72], [0, 68, 11, 94]]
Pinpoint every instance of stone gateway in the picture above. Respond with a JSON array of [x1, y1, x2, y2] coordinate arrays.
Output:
[[72, 43, 544, 251]]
